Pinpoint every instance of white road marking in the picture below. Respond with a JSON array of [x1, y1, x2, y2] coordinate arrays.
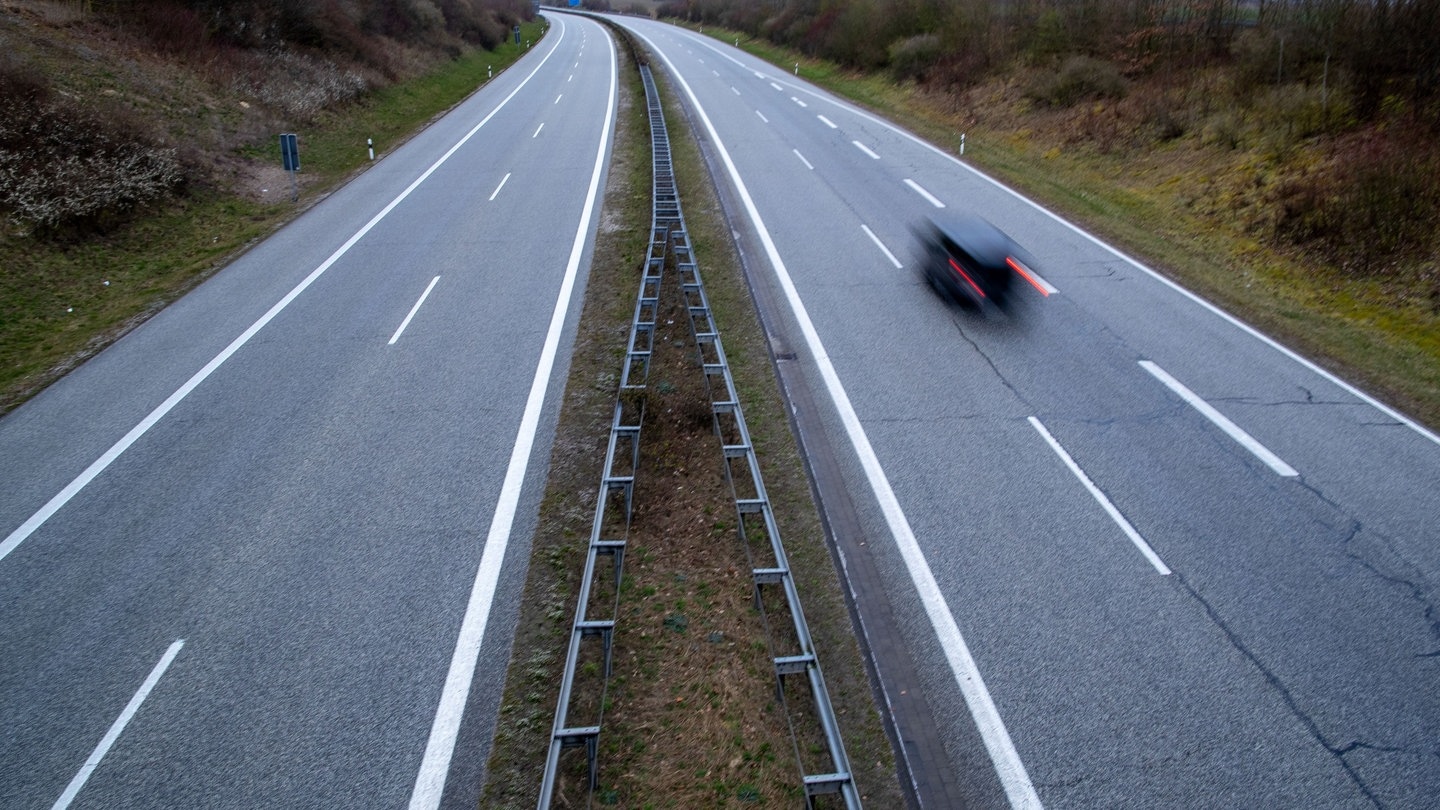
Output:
[[630, 26, 1043, 810], [769, 81, 784, 91], [407, 20, 616, 810], [488, 172, 511, 201], [861, 224, 902, 268], [1139, 361, 1299, 477], [567, 73, 573, 81], [533, 122, 544, 138], [554, 94, 563, 104], [713, 70, 719, 77], [731, 86, 740, 95], [0, 28, 569, 568], [755, 109, 768, 123], [793, 149, 813, 170], [905, 178, 945, 208], [817, 114, 837, 129], [852, 140, 880, 159], [52, 640, 185, 810], [1029, 417, 1172, 576], [388, 276, 441, 345], [791, 96, 807, 107]]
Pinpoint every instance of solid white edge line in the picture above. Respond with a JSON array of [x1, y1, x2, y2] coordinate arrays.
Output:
[[905, 178, 945, 208], [406, 18, 616, 810], [1028, 417, 1172, 576], [388, 276, 441, 345], [488, 171, 511, 202], [0, 31, 569, 569], [852, 140, 880, 160], [793, 149, 813, 171], [1139, 361, 1300, 477], [52, 640, 185, 810], [817, 114, 837, 128], [683, 26, 1440, 448], [627, 24, 1043, 810], [861, 224, 902, 269]]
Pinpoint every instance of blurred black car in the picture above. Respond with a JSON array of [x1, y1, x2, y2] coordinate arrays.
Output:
[[916, 213, 1024, 308]]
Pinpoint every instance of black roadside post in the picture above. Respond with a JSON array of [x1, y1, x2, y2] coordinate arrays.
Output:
[[279, 133, 299, 202]]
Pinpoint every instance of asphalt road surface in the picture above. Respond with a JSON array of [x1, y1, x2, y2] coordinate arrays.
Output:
[[0, 12, 614, 809], [611, 16, 1440, 809]]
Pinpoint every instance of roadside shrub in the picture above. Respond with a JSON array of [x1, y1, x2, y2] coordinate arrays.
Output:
[[1025, 56, 1127, 107], [1270, 131, 1439, 272], [235, 49, 369, 119], [888, 33, 942, 83], [0, 79, 183, 234], [1252, 83, 1349, 152]]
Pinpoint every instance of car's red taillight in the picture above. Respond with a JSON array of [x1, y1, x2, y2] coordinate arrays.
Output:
[[949, 257, 986, 298]]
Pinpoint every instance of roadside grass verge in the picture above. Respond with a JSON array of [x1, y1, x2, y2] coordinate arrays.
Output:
[[696, 26, 1440, 431], [0, 20, 548, 415]]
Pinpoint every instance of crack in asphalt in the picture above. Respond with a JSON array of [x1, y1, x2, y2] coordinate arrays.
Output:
[[1340, 526, 1440, 658], [1299, 483, 1440, 656], [1175, 571, 1386, 808], [946, 316, 1031, 410]]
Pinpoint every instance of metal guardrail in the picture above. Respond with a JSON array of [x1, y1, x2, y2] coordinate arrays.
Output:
[[537, 52, 858, 808], [536, 53, 674, 810], [636, 64, 861, 809]]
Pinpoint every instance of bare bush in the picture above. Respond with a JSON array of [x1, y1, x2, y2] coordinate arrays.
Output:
[[1270, 131, 1439, 271], [888, 33, 942, 83], [1025, 56, 1127, 108], [0, 84, 183, 232], [234, 49, 369, 120]]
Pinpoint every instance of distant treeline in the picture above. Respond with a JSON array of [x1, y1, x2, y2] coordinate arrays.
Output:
[[657, 0, 1438, 126]]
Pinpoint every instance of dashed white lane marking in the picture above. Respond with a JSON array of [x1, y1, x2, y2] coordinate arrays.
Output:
[[862, 224, 902, 268], [1139, 361, 1299, 477], [488, 172, 511, 201], [1029, 417, 1173, 576], [852, 140, 880, 160], [756, 110, 769, 123], [905, 178, 945, 208], [817, 114, 837, 128], [793, 149, 813, 170], [389, 276, 441, 345], [52, 640, 185, 810]]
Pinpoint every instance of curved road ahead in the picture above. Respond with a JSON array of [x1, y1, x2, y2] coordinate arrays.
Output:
[[611, 15, 1440, 809], [0, 13, 614, 809]]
